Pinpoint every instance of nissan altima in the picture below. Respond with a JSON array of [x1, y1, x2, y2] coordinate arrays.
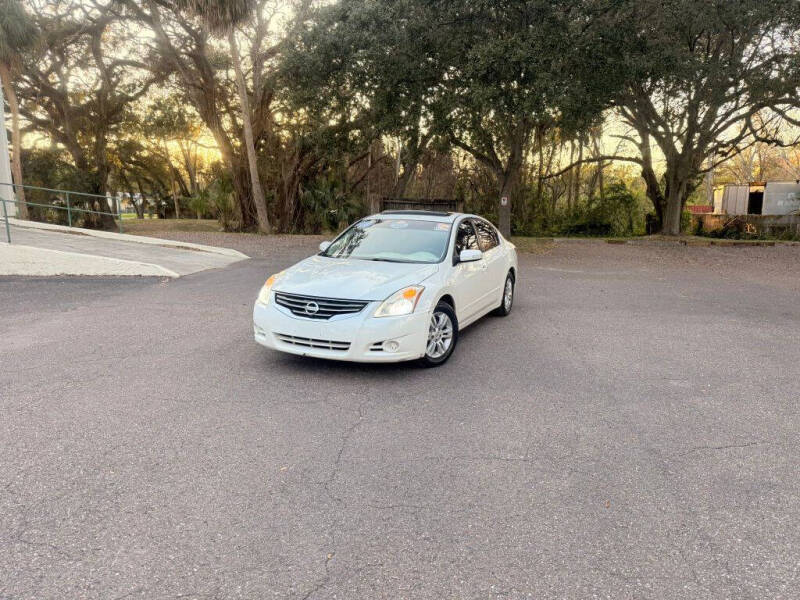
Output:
[[253, 210, 518, 366]]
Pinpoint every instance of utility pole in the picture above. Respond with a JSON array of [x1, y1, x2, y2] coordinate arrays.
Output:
[[0, 80, 17, 217]]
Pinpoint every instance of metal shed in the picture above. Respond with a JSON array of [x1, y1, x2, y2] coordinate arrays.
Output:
[[717, 185, 750, 215], [762, 181, 800, 215]]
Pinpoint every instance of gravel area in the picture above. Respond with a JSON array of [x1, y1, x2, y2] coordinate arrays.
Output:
[[535, 239, 800, 293]]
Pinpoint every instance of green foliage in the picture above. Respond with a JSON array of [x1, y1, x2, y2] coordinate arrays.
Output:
[[19, 148, 108, 226], [286, 0, 623, 236], [681, 211, 692, 235], [173, 0, 255, 33], [186, 191, 212, 219], [298, 177, 366, 234], [0, 0, 36, 65], [602, 183, 643, 237], [21, 148, 96, 195], [606, 0, 800, 234], [205, 166, 238, 230], [12, 0, 800, 238], [553, 184, 642, 237]]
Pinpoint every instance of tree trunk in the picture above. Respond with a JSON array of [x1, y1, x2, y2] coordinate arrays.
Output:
[[0, 63, 27, 219], [135, 178, 148, 218], [172, 181, 181, 219], [89, 174, 118, 231], [165, 161, 181, 220], [661, 172, 697, 236], [391, 165, 416, 198], [229, 29, 271, 234], [79, 133, 117, 231], [566, 141, 575, 213], [179, 141, 198, 195], [279, 153, 301, 233], [498, 169, 517, 239], [574, 141, 583, 207], [535, 126, 545, 217], [391, 132, 432, 198], [120, 173, 138, 221], [662, 187, 684, 236]]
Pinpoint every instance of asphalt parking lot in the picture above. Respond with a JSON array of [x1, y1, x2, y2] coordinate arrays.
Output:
[[2, 238, 799, 599]]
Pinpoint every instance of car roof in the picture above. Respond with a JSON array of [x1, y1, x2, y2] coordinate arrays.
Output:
[[367, 211, 480, 224]]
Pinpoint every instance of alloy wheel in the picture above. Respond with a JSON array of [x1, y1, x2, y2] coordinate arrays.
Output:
[[503, 277, 514, 311], [426, 311, 454, 359]]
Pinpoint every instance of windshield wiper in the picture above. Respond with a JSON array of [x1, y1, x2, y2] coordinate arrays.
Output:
[[363, 257, 422, 264]]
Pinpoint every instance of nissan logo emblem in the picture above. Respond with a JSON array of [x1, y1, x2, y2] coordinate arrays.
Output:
[[304, 301, 319, 315]]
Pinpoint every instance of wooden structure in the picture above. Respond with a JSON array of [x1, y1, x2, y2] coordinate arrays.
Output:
[[375, 197, 464, 214]]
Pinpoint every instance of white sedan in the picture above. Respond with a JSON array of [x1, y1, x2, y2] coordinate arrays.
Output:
[[253, 210, 518, 366]]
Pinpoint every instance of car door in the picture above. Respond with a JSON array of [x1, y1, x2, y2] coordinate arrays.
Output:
[[473, 218, 505, 310], [448, 218, 485, 323]]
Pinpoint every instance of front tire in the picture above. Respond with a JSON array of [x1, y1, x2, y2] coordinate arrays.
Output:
[[418, 301, 458, 367], [493, 272, 514, 316]]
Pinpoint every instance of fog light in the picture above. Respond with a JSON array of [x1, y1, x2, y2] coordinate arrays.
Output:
[[384, 340, 400, 353]]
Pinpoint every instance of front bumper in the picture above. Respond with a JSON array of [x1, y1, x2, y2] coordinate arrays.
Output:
[[253, 299, 429, 363]]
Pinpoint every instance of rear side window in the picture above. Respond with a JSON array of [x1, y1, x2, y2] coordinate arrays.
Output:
[[454, 220, 479, 255], [474, 220, 499, 251]]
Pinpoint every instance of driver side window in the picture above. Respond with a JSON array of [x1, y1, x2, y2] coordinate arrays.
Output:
[[474, 219, 499, 251], [454, 219, 479, 257]]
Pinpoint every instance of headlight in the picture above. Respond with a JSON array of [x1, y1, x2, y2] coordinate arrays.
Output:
[[256, 272, 283, 305], [374, 286, 424, 317]]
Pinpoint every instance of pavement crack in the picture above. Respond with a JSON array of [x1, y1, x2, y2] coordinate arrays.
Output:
[[300, 550, 336, 600], [302, 398, 370, 600], [322, 398, 369, 507], [679, 441, 765, 456]]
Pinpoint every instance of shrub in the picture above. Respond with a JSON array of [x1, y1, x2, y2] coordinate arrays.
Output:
[[186, 192, 212, 219], [299, 177, 365, 234], [553, 182, 640, 237], [206, 177, 238, 231]]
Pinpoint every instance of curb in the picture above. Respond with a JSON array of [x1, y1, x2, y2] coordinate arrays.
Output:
[[610, 238, 778, 247], [7, 218, 249, 259]]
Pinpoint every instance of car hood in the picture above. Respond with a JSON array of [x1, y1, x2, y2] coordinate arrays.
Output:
[[273, 255, 438, 301]]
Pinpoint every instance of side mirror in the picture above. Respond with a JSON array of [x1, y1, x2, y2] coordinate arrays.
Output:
[[459, 249, 483, 263], [319, 241, 332, 252]]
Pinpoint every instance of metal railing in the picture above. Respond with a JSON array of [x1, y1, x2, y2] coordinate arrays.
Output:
[[1, 182, 123, 243]]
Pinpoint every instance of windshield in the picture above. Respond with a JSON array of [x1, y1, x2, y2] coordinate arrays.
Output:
[[321, 218, 452, 263]]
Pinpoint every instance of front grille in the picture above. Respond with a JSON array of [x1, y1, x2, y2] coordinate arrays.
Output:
[[274, 333, 351, 351], [274, 292, 369, 320]]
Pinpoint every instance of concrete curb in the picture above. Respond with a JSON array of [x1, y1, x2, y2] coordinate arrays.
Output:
[[0, 242, 179, 278], [7, 218, 249, 259]]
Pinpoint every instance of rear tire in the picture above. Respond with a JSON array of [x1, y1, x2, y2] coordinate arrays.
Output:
[[493, 272, 514, 316], [418, 301, 458, 367]]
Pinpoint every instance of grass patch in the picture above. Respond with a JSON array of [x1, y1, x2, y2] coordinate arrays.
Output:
[[122, 218, 220, 235], [120, 213, 159, 220], [511, 236, 557, 254]]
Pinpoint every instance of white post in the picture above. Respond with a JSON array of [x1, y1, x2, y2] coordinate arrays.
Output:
[[0, 81, 17, 217]]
